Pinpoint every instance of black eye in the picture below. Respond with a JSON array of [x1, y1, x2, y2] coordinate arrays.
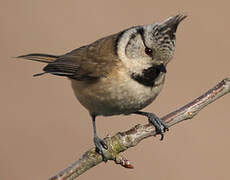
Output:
[[145, 47, 152, 56]]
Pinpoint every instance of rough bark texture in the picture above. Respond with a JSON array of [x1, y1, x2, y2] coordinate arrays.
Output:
[[49, 78, 230, 180]]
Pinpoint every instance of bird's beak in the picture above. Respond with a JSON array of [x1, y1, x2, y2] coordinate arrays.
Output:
[[158, 14, 187, 34]]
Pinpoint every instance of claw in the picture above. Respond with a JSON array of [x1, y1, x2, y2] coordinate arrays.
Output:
[[94, 136, 108, 162], [146, 112, 168, 139], [95, 147, 102, 154], [159, 133, 164, 141], [134, 111, 168, 140], [100, 140, 108, 149]]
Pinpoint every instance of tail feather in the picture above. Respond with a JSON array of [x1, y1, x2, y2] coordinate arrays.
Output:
[[33, 72, 47, 77], [17, 53, 59, 63]]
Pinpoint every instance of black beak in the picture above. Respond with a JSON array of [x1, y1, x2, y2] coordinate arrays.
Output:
[[158, 63, 167, 73], [158, 14, 187, 36]]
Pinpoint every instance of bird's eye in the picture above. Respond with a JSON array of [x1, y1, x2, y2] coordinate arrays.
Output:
[[145, 47, 152, 56]]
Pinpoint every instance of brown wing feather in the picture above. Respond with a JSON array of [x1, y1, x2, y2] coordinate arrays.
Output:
[[43, 33, 120, 81]]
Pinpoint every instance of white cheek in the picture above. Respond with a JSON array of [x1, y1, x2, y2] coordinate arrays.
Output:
[[117, 30, 152, 74]]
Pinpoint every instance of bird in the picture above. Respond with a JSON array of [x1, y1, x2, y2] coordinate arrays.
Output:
[[17, 14, 187, 161]]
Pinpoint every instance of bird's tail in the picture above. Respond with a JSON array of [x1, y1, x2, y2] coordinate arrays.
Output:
[[17, 53, 59, 63], [16, 53, 60, 76]]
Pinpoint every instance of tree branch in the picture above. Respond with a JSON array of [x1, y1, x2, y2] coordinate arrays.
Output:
[[49, 78, 230, 180]]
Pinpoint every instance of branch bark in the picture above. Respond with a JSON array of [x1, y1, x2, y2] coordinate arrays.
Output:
[[49, 78, 230, 180]]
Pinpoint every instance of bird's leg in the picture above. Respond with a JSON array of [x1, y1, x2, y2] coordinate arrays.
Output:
[[91, 114, 108, 162], [133, 111, 169, 140]]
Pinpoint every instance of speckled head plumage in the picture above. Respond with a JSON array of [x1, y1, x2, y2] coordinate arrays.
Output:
[[116, 14, 187, 77]]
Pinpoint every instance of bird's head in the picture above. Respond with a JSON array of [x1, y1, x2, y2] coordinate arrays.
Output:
[[116, 14, 187, 75]]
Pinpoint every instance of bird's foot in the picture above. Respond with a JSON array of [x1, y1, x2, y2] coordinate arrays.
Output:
[[94, 136, 108, 162], [147, 112, 169, 140]]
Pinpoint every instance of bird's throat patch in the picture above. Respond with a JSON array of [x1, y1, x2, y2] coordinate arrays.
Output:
[[131, 64, 166, 87]]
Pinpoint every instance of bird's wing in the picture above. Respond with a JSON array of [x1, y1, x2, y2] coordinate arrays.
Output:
[[43, 35, 119, 81]]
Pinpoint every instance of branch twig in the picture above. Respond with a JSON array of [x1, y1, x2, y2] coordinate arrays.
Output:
[[49, 78, 230, 180]]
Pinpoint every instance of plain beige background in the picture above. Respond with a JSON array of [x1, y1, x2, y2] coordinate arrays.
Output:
[[1, 0, 230, 180]]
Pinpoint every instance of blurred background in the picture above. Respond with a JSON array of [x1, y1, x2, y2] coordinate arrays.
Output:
[[1, 0, 230, 180]]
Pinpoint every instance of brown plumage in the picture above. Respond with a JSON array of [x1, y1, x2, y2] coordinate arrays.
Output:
[[45, 34, 120, 80]]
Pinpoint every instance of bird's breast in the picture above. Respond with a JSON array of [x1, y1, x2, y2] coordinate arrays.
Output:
[[71, 68, 165, 116]]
